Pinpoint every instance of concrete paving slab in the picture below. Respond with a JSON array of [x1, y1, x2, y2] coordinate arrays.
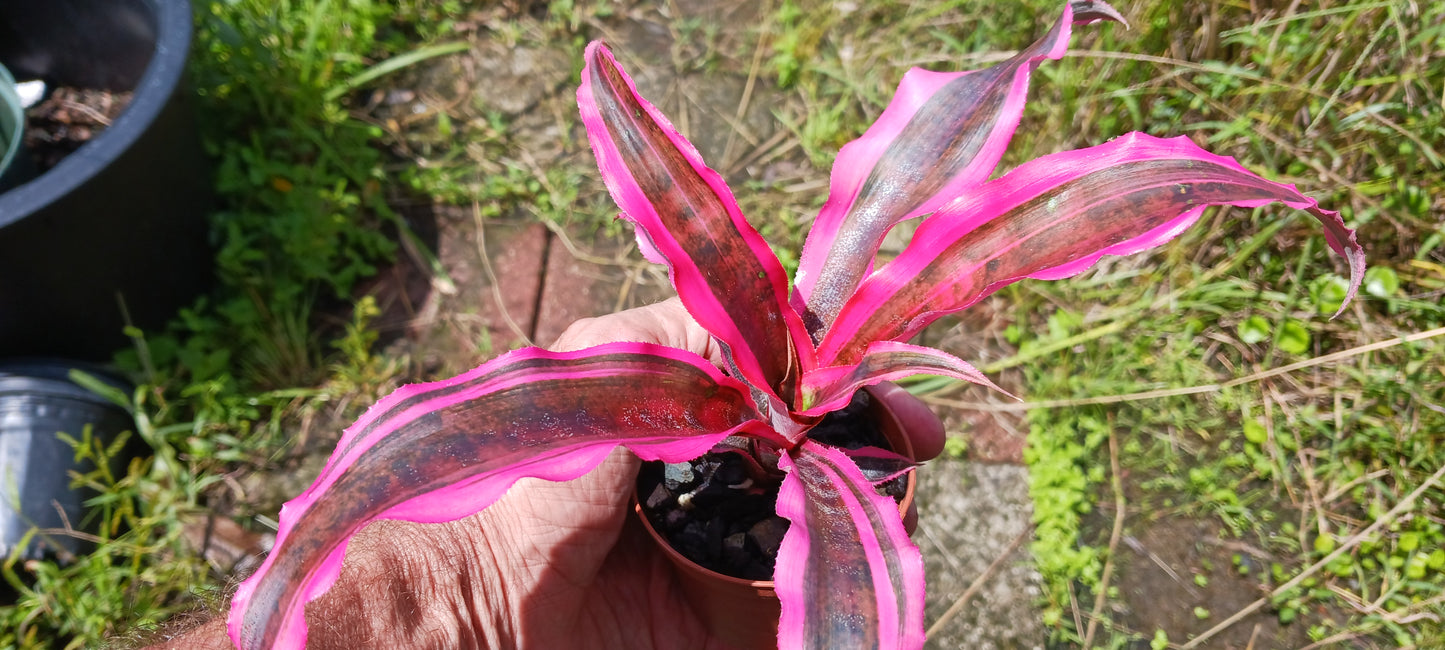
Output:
[[917, 460, 1045, 650]]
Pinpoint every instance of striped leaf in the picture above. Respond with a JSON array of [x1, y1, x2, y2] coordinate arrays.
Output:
[[819, 133, 1365, 365], [228, 344, 763, 649]]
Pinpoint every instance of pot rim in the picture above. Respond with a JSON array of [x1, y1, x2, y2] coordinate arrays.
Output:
[[632, 386, 918, 591], [0, 358, 132, 403], [0, 0, 193, 229]]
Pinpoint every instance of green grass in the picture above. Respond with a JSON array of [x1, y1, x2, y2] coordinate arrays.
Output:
[[1, 0, 1439, 647]]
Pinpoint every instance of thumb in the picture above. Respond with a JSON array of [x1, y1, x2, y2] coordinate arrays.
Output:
[[548, 298, 724, 366]]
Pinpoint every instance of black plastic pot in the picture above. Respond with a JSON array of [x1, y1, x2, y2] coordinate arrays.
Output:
[[0, 0, 213, 361], [0, 360, 132, 560]]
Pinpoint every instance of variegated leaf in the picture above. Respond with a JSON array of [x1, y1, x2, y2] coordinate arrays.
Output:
[[228, 344, 763, 650], [819, 133, 1365, 365], [792, 0, 1126, 339], [774, 441, 924, 650], [578, 42, 813, 407]]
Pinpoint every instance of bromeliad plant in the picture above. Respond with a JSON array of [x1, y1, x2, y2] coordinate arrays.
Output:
[[229, 2, 1364, 648]]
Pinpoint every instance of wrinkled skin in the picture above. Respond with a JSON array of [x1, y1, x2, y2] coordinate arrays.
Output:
[[152, 299, 943, 650]]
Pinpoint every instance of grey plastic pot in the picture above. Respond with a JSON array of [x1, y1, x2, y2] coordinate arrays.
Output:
[[0, 360, 132, 560]]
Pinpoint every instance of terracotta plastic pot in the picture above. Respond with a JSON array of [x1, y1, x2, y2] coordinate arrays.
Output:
[[634, 390, 917, 650]]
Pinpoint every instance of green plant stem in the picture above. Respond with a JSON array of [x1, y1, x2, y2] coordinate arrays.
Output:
[[324, 41, 471, 101], [986, 317, 1137, 376]]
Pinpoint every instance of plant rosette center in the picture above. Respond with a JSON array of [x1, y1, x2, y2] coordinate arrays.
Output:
[[637, 390, 912, 581]]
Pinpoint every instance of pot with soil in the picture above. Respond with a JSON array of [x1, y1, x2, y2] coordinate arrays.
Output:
[[0, 0, 213, 361], [634, 388, 917, 650]]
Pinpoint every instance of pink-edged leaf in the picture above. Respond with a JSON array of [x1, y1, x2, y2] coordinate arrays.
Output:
[[799, 341, 1005, 416], [819, 133, 1365, 365], [578, 41, 813, 405], [774, 440, 925, 650], [792, 0, 1125, 339], [228, 343, 763, 650]]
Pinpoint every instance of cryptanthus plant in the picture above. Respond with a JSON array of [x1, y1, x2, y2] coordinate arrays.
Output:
[[229, 2, 1363, 647]]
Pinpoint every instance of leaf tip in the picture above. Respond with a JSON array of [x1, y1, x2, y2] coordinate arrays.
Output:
[[1069, 0, 1129, 29]]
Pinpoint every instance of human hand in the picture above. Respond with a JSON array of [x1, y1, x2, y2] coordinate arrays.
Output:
[[152, 298, 944, 649]]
